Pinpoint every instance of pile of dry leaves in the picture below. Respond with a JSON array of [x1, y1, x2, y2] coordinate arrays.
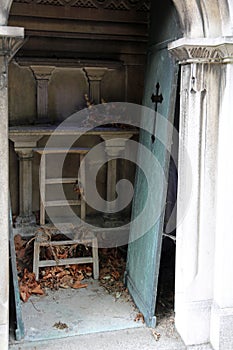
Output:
[[14, 232, 94, 302], [99, 247, 130, 301], [19, 269, 44, 302], [14, 232, 129, 304], [14, 234, 33, 276], [40, 265, 91, 290]]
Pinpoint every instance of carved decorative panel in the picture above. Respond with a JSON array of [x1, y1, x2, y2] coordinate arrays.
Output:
[[169, 39, 233, 63], [36, 0, 64, 5], [71, 0, 98, 8], [13, 0, 150, 11]]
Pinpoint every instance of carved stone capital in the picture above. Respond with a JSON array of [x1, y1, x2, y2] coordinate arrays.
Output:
[[168, 37, 233, 64], [0, 26, 24, 89], [15, 148, 34, 159], [0, 26, 24, 61], [84, 67, 109, 104], [30, 65, 55, 80], [9, 134, 42, 149], [101, 134, 133, 157], [83, 67, 108, 82]]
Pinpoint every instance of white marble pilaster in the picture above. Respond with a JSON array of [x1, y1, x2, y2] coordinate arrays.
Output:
[[209, 57, 233, 350], [30, 65, 55, 122], [0, 53, 9, 350], [0, 25, 24, 350], [83, 67, 108, 104], [168, 38, 228, 346]]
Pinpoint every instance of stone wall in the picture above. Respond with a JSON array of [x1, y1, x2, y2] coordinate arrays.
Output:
[[8, 62, 134, 125], [8, 61, 141, 217]]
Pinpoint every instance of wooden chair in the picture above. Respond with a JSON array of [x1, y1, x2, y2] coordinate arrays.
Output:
[[33, 147, 99, 280]]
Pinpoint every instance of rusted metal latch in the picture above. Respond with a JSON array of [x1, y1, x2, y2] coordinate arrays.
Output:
[[151, 82, 163, 143]]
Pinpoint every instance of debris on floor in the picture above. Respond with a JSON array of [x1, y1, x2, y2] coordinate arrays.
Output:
[[134, 313, 145, 323], [14, 234, 33, 275], [14, 229, 175, 334], [151, 329, 161, 341], [19, 269, 44, 302], [12, 228, 178, 343], [14, 231, 132, 305], [155, 237, 176, 338], [53, 321, 68, 330], [40, 265, 90, 290], [99, 247, 131, 302]]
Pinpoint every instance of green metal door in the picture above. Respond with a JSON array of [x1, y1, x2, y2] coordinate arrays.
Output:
[[125, 0, 181, 327]]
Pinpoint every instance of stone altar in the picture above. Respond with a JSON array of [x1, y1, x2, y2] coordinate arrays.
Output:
[[9, 125, 138, 229]]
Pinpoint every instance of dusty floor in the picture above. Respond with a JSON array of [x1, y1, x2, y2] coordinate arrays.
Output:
[[9, 323, 213, 350], [11, 230, 211, 349], [17, 279, 143, 342], [10, 236, 214, 350]]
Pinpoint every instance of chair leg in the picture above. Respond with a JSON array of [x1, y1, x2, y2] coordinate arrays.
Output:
[[33, 236, 99, 281], [33, 240, 40, 281], [92, 237, 99, 279]]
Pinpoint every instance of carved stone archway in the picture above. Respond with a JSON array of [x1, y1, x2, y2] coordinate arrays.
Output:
[[1, 1, 233, 349], [0, 0, 13, 25], [172, 0, 232, 38]]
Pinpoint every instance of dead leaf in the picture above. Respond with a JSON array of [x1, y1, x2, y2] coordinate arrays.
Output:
[[14, 234, 26, 250], [60, 275, 73, 286], [17, 247, 26, 259], [75, 273, 84, 281], [134, 313, 145, 323], [111, 271, 120, 280], [42, 273, 53, 280], [152, 330, 161, 341], [72, 281, 88, 289], [53, 321, 68, 330], [19, 285, 30, 302], [31, 285, 44, 295], [56, 270, 70, 279], [57, 252, 68, 259]]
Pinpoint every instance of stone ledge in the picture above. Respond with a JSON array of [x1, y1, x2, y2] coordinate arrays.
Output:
[[186, 344, 213, 350], [0, 25, 24, 38], [168, 37, 233, 64]]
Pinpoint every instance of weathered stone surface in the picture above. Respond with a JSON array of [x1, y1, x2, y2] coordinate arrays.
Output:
[[169, 36, 233, 350], [0, 0, 13, 25], [0, 25, 24, 350]]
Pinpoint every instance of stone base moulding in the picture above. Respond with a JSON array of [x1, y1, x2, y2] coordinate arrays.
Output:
[[186, 345, 213, 350], [210, 303, 233, 350], [175, 298, 213, 346]]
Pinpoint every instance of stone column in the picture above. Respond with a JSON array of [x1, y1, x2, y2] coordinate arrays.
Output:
[[83, 67, 108, 104], [30, 65, 55, 123], [209, 43, 233, 350], [101, 134, 133, 226], [9, 135, 42, 227], [168, 38, 224, 346], [17, 149, 34, 224], [0, 25, 24, 350]]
